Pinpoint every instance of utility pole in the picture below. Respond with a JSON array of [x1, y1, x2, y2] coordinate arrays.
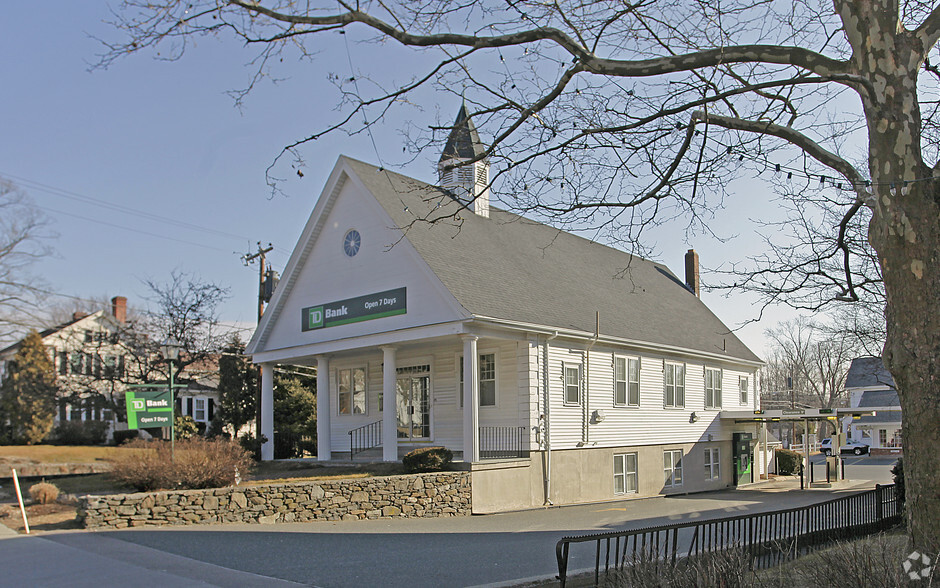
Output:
[[242, 242, 275, 456]]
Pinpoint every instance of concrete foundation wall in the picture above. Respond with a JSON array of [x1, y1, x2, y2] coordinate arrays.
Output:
[[471, 442, 734, 513]]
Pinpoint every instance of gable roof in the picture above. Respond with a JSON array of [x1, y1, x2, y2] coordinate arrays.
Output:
[[0, 311, 108, 357], [338, 156, 760, 364], [440, 103, 488, 162], [845, 357, 895, 390]]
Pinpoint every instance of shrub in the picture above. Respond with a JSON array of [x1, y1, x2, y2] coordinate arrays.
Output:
[[238, 433, 267, 460], [107, 437, 253, 491], [28, 482, 60, 504], [112, 429, 139, 446], [174, 415, 199, 440], [50, 420, 109, 445], [402, 446, 453, 473], [891, 457, 904, 510], [775, 448, 803, 475]]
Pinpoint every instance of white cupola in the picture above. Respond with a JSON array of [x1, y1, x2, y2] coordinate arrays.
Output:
[[438, 101, 490, 218]]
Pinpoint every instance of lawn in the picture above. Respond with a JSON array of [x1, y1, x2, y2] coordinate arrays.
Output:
[[0, 445, 120, 464]]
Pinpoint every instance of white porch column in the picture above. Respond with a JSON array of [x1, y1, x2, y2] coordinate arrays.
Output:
[[381, 346, 398, 462], [260, 363, 274, 461], [462, 335, 480, 463], [316, 355, 332, 461]]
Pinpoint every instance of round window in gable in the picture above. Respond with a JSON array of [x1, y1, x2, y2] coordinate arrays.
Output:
[[343, 229, 361, 257]]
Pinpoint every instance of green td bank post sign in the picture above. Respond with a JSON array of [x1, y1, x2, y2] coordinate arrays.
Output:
[[302, 287, 407, 332], [125, 389, 173, 429]]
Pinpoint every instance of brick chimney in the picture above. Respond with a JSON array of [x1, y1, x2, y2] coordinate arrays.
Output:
[[685, 249, 700, 297], [111, 296, 127, 324]]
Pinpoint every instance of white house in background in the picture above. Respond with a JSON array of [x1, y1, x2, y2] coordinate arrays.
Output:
[[845, 357, 902, 451], [0, 297, 130, 437], [247, 104, 765, 512]]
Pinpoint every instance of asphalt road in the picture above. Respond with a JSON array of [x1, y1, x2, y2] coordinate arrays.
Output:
[[1, 458, 898, 588], [38, 477, 892, 587], [806, 454, 898, 485]]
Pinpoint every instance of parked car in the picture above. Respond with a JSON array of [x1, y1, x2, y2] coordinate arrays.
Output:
[[819, 438, 870, 456]]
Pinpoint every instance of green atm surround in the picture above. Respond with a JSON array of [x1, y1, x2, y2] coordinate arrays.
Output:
[[732, 432, 754, 486]]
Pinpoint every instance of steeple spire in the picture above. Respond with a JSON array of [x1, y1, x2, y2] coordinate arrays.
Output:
[[438, 101, 490, 217]]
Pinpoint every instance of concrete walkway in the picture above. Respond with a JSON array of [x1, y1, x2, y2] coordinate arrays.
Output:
[[0, 476, 884, 588]]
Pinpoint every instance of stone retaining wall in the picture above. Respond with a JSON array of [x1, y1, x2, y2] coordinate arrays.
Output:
[[79, 471, 470, 529]]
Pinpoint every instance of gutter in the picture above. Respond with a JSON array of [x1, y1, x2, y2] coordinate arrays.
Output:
[[471, 315, 764, 367]]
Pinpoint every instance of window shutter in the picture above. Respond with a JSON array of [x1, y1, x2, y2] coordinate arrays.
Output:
[[208, 398, 215, 421], [186, 397, 193, 416]]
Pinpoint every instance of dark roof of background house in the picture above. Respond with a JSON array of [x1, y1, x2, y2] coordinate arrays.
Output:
[[343, 156, 761, 364], [440, 103, 488, 162], [857, 410, 903, 424], [845, 357, 896, 390], [857, 389, 901, 408]]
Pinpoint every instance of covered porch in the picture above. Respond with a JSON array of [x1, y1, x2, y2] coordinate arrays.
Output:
[[258, 332, 534, 464]]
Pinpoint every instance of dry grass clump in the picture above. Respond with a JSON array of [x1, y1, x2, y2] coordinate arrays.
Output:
[[28, 482, 60, 504], [107, 438, 253, 491], [609, 532, 919, 588]]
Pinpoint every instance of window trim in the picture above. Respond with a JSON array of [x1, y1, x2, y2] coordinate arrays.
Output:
[[613, 355, 641, 407], [664, 449, 684, 488], [704, 447, 720, 480], [456, 349, 499, 409], [704, 367, 722, 409], [563, 362, 582, 406], [614, 452, 638, 495], [335, 366, 368, 415], [663, 362, 686, 408]]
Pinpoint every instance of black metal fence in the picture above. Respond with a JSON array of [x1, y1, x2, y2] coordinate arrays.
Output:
[[479, 425, 529, 459], [555, 483, 902, 587], [349, 420, 382, 458]]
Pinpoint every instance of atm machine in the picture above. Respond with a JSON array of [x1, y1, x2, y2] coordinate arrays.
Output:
[[733, 432, 754, 486]]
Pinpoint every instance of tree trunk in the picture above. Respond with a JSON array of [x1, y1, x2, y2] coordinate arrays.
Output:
[[875, 193, 940, 552], [845, 0, 940, 552]]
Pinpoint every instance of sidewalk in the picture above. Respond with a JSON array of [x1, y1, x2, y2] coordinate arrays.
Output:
[[0, 476, 884, 588]]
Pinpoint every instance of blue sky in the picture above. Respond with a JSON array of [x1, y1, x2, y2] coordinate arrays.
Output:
[[1, 2, 800, 355]]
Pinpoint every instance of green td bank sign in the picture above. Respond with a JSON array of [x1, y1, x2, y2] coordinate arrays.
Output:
[[302, 287, 407, 332], [125, 389, 173, 429]]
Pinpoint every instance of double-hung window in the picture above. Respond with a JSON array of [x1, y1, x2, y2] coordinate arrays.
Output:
[[739, 376, 749, 404], [564, 363, 582, 405], [705, 368, 722, 409], [664, 449, 683, 488], [337, 367, 367, 414], [704, 447, 720, 480], [614, 356, 640, 407], [458, 352, 497, 407], [194, 398, 206, 422], [614, 453, 638, 494], [664, 363, 685, 408]]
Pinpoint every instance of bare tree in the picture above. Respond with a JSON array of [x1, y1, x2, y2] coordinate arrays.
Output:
[[764, 317, 857, 438], [136, 270, 231, 384], [101, 0, 940, 549], [0, 179, 53, 343]]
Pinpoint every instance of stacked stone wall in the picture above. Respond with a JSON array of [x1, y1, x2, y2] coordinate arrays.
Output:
[[80, 471, 470, 529]]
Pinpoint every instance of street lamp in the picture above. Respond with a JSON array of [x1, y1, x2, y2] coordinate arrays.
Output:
[[160, 338, 181, 461]]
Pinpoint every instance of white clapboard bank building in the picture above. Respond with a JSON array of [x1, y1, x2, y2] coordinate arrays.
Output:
[[247, 104, 765, 512]]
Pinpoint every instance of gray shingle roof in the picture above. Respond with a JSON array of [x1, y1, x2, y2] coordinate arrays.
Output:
[[857, 389, 900, 408], [343, 156, 761, 364], [857, 410, 902, 424], [845, 357, 895, 389], [440, 103, 487, 162]]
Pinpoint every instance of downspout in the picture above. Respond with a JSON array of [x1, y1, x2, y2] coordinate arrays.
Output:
[[584, 312, 599, 446], [543, 331, 558, 506]]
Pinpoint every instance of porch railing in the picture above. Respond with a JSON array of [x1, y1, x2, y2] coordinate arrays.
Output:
[[479, 426, 529, 460], [349, 420, 382, 459]]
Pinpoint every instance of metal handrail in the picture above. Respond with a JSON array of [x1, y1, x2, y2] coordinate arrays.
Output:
[[349, 420, 382, 459], [555, 483, 900, 587]]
